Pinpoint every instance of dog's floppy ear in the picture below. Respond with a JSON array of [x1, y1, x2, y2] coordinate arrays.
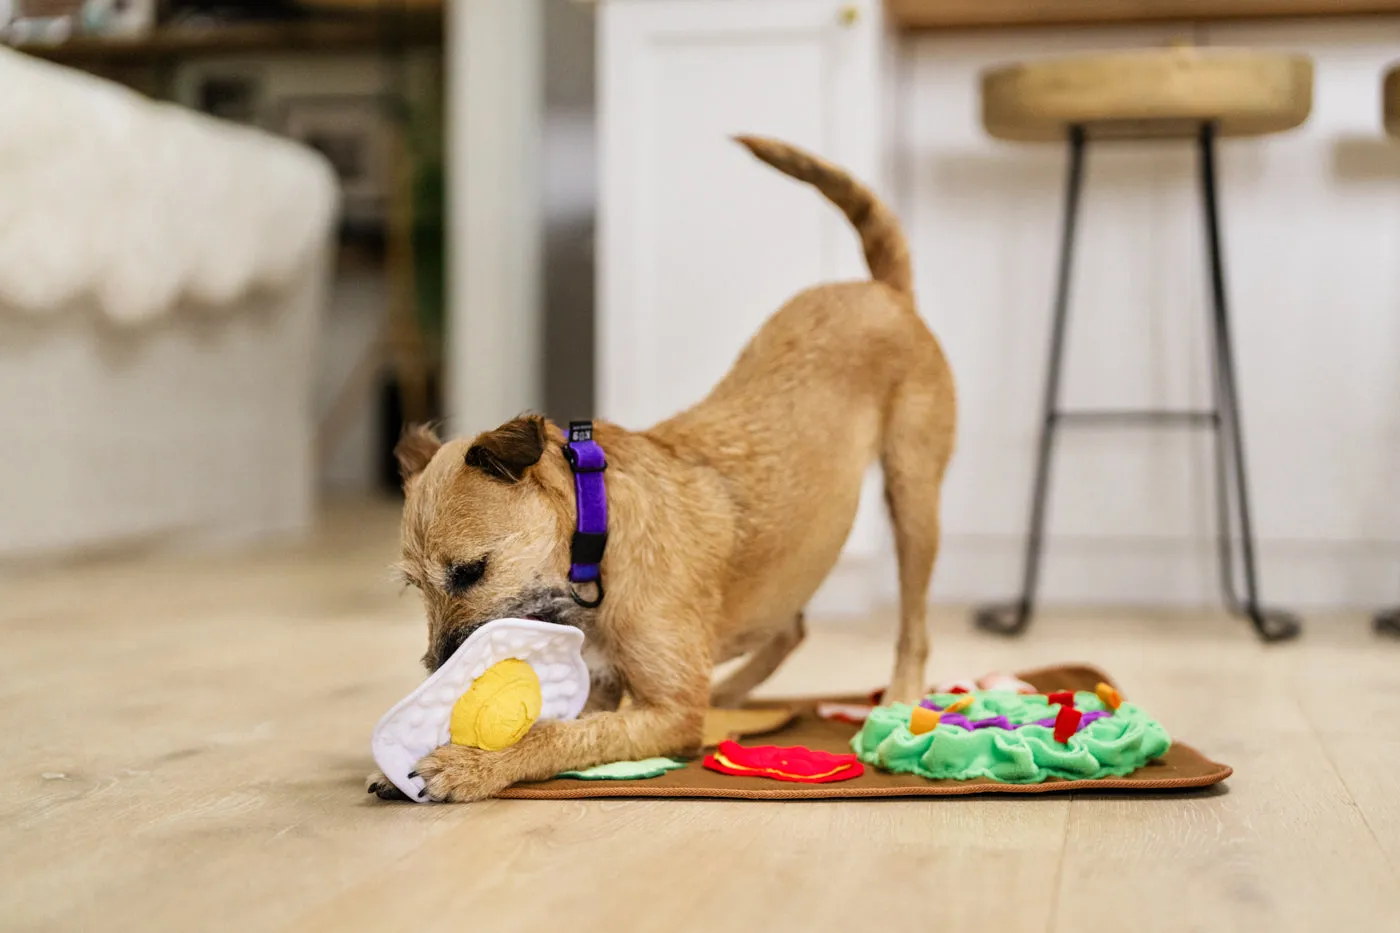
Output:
[[465, 415, 549, 483], [395, 424, 442, 481]]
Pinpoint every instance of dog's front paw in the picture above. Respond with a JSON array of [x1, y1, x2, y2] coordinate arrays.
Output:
[[366, 770, 409, 801], [414, 745, 517, 803]]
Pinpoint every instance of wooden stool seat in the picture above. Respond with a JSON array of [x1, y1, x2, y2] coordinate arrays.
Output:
[[1383, 64, 1400, 137], [982, 48, 1313, 142]]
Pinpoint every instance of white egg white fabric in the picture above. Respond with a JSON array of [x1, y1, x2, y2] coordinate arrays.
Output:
[[371, 619, 591, 803]]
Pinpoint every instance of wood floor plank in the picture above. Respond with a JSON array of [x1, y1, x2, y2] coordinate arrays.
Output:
[[3, 503, 1396, 932], [1292, 633, 1400, 878], [293, 795, 1071, 933], [1051, 633, 1400, 933]]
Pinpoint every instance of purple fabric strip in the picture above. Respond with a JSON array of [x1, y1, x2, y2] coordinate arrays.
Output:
[[920, 701, 1111, 735], [567, 426, 607, 584]]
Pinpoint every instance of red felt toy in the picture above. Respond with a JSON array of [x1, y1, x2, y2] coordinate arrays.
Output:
[[1047, 690, 1076, 707], [1053, 705, 1083, 743], [703, 740, 864, 784]]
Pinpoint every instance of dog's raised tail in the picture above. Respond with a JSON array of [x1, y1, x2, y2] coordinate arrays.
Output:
[[735, 136, 911, 294]]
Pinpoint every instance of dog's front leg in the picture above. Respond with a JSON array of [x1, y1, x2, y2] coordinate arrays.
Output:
[[414, 607, 711, 802], [413, 704, 704, 802]]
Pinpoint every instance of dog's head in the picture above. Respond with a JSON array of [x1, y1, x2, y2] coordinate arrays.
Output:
[[394, 416, 582, 671]]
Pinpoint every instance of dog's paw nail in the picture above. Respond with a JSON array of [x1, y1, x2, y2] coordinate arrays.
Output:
[[408, 771, 419, 779], [417, 789, 428, 799]]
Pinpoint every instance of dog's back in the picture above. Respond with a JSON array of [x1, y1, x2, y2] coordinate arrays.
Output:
[[649, 140, 953, 701]]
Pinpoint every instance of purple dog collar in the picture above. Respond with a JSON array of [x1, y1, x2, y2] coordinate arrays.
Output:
[[564, 421, 607, 608]]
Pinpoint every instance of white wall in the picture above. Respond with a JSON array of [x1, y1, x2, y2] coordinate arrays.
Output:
[[446, 0, 546, 437], [542, 0, 600, 423], [444, 0, 599, 436]]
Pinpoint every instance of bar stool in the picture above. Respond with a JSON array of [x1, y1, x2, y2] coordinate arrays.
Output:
[[973, 47, 1313, 643], [1375, 64, 1400, 639]]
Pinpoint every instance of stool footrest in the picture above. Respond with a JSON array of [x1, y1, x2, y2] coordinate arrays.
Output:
[[1053, 410, 1218, 427]]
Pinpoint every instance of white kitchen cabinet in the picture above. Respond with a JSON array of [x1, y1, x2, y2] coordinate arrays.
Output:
[[597, 0, 891, 611], [598, 0, 884, 426]]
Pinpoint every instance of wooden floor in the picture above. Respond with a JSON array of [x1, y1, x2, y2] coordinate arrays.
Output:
[[3, 501, 1398, 932]]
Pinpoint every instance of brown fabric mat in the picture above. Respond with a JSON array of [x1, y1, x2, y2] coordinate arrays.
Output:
[[500, 663, 1232, 800], [701, 706, 795, 747]]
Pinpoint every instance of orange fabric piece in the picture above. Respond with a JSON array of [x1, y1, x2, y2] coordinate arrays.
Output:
[[1096, 682, 1123, 710], [909, 706, 942, 736], [944, 695, 975, 714]]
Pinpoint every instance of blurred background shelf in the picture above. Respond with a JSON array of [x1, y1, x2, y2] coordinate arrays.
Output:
[[15, 14, 442, 65]]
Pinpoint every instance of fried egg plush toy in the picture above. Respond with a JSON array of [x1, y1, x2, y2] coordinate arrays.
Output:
[[371, 618, 590, 802]]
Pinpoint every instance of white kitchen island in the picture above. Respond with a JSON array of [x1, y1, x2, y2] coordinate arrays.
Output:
[[594, 0, 1400, 617]]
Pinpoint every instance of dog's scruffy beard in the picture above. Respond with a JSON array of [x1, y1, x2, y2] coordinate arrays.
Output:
[[422, 585, 596, 672]]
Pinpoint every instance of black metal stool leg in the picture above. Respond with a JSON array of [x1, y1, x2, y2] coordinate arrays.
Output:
[[1197, 123, 1302, 643], [976, 125, 1087, 636]]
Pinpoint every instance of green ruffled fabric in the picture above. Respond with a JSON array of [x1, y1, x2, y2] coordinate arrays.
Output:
[[557, 757, 685, 780], [850, 691, 1171, 783]]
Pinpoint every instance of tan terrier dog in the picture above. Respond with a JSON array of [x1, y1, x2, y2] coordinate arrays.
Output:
[[369, 137, 955, 802]]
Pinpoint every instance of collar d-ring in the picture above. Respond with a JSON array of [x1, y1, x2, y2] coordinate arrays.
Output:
[[569, 578, 604, 609]]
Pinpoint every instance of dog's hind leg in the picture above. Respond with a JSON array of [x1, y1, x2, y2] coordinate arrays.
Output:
[[709, 613, 805, 708], [881, 373, 954, 706]]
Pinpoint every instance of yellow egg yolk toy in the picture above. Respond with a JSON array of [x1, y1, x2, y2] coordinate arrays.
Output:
[[371, 618, 591, 802], [448, 658, 543, 751]]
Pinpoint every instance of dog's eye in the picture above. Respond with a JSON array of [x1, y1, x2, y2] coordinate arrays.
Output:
[[447, 557, 488, 594]]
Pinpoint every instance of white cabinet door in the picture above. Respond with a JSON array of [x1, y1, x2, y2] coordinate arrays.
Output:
[[597, 0, 889, 613], [597, 0, 883, 428]]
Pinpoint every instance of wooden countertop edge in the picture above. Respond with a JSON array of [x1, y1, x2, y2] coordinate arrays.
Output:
[[887, 0, 1400, 30]]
